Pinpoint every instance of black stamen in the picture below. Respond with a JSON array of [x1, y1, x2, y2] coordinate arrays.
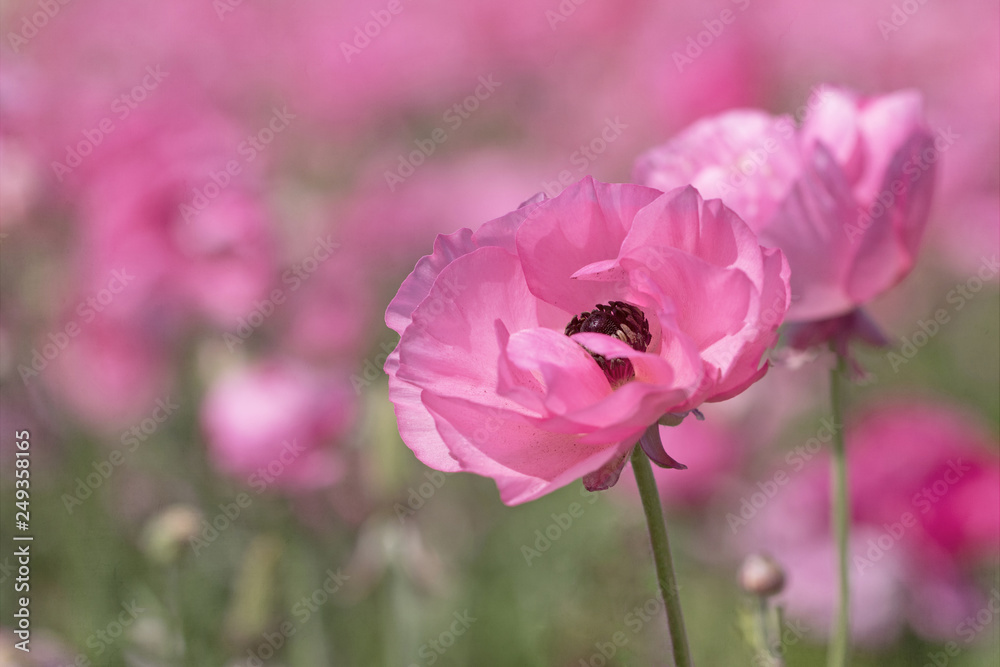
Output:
[[565, 301, 651, 386]]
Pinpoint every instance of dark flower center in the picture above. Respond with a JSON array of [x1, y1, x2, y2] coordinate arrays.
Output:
[[565, 301, 651, 387]]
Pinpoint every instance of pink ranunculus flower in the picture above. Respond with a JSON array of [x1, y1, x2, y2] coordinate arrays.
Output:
[[634, 87, 936, 352], [738, 399, 1000, 644], [385, 177, 789, 505], [201, 360, 356, 491]]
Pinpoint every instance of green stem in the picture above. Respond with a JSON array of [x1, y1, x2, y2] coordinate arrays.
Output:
[[827, 353, 850, 667], [631, 446, 692, 667]]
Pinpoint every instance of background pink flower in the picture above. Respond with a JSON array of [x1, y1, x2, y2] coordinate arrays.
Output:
[[634, 87, 936, 324], [201, 359, 356, 491], [737, 399, 1000, 645]]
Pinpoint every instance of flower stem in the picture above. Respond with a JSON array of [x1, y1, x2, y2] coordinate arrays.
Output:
[[631, 445, 692, 667], [827, 353, 850, 667]]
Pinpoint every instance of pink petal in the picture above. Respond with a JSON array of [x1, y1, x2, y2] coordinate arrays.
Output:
[[853, 89, 927, 205], [638, 423, 687, 469], [764, 142, 860, 321], [846, 131, 935, 307], [395, 246, 540, 412], [515, 176, 662, 314], [385, 228, 476, 336], [800, 87, 865, 185], [386, 349, 463, 473], [384, 202, 535, 335], [633, 110, 800, 228], [501, 326, 614, 415], [583, 444, 634, 491], [420, 391, 629, 506]]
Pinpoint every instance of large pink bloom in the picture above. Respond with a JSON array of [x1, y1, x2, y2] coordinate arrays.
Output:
[[385, 177, 789, 505], [634, 87, 935, 331]]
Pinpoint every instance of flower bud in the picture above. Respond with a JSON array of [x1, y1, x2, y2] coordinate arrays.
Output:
[[738, 552, 786, 597]]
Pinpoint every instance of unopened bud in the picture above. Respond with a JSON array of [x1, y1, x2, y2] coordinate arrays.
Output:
[[738, 552, 785, 597], [141, 504, 203, 565]]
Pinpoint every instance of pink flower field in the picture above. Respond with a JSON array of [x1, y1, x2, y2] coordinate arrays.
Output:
[[0, 1, 996, 665]]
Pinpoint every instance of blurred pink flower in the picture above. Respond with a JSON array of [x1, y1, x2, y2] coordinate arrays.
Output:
[[40, 319, 171, 430], [615, 416, 748, 510], [69, 102, 276, 329], [385, 176, 789, 505], [738, 399, 1000, 644], [634, 87, 936, 349], [201, 360, 356, 491]]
